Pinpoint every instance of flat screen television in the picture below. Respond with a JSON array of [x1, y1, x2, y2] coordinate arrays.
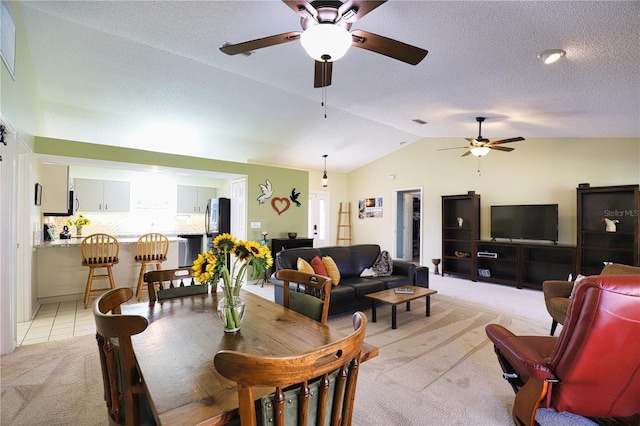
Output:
[[491, 204, 558, 243]]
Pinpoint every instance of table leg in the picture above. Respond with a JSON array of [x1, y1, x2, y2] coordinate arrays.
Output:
[[371, 300, 377, 323], [406, 301, 411, 311], [426, 295, 431, 317], [391, 304, 397, 329]]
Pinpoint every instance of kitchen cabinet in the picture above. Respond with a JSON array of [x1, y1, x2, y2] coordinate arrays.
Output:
[[75, 178, 130, 212], [41, 164, 71, 215], [177, 185, 217, 214]]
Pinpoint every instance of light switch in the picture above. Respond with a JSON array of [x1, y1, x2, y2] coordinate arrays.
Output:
[[250, 222, 261, 228]]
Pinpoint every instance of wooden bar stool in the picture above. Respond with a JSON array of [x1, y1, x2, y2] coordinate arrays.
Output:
[[135, 232, 169, 301], [81, 233, 120, 308]]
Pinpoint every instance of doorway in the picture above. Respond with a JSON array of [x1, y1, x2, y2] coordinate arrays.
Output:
[[393, 188, 422, 264]]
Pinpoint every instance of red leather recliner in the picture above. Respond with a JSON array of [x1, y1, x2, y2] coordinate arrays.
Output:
[[486, 274, 640, 426]]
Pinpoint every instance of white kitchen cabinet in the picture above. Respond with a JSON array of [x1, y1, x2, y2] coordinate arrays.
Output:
[[75, 178, 130, 212], [177, 185, 216, 214], [41, 164, 71, 215]]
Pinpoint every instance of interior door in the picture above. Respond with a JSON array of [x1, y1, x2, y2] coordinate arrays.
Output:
[[231, 178, 247, 242], [309, 191, 330, 247]]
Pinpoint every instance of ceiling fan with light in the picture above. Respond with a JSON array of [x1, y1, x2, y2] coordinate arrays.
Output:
[[440, 117, 525, 157], [219, 0, 428, 88]]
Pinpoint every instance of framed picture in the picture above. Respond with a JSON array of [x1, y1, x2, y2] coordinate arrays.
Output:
[[35, 183, 42, 206]]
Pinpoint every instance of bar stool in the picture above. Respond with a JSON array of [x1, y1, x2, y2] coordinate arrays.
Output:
[[81, 233, 120, 308], [135, 233, 169, 301]]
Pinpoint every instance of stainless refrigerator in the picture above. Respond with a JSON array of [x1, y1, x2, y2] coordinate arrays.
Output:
[[205, 197, 231, 247]]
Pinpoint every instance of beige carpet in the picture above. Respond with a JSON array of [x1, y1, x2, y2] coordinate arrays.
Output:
[[1, 274, 598, 425]]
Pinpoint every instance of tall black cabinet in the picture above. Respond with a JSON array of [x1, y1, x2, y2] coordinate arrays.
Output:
[[577, 184, 639, 275], [441, 194, 480, 279]]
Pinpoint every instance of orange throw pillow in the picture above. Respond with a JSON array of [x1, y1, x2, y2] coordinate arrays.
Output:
[[321, 256, 341, 286], [310, 255, 328, 276], [296, 257, 314, 274]]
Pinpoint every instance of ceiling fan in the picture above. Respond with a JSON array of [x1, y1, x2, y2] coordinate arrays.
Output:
[[440, 117, 525, 157], [219, 0, 428, 88]]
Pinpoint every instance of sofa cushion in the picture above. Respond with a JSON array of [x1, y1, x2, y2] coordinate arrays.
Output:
[[342, 278, 386, 298], [276, 248, 323, 270], [310, 256, 328, 276], [349, 245, 382, 274], [297, 257, 314, 274], [370, 274, 411, 288], [322, 256, 341, 286], [320, 247, 359, 277]]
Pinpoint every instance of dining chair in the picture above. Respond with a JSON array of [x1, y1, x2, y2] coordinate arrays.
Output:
[[81, 233, 120, 308], [134, 232, 169, 301], [274, 269, 332, 324], [144, 267, 208, 303], [214, 311, 368, 426], [93, 288, 154, 426]]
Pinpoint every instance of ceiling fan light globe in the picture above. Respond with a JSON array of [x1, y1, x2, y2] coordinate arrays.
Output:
[[538, 49, 566, 64], [301, 24, 352, 62], [470, 146, 490, 157]]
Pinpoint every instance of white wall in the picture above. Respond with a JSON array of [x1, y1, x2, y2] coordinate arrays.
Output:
[[347, 138, 640, 262]]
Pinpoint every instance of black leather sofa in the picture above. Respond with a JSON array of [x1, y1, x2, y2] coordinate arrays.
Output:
[[271, 244, 428, 316]]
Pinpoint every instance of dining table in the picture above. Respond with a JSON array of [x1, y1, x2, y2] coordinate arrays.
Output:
[[125, 290, 379, 426]]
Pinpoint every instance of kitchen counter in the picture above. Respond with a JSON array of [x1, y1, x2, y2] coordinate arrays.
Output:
[[35, 235, 188, 304], [35, 235, 186, 248]]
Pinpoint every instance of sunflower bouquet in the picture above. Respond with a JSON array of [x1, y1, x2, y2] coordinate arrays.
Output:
[[64, 214, 91, 235], [193, 233, 272, 330]]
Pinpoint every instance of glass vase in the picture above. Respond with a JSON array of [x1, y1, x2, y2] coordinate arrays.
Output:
[[76, 225, 83, 236], [217, 296, 245, 333]]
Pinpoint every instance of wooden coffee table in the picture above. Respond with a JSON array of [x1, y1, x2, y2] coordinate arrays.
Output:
[[365, 286, 437, 329]]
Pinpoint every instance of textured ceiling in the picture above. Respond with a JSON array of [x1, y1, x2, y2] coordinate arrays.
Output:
[[19, 1, 640, 173]]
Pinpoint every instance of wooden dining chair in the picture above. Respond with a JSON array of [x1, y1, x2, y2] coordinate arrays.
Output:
[[134, 233, 169, 301], [275, 269, 332, 324], [144, 267, 208, 303], [81, 233, 120, 308], [93, 288, 154, 426], [214, 311, 368, 426]]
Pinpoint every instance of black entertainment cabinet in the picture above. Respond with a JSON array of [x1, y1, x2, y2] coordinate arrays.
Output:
[[442, 193, 577, 290]]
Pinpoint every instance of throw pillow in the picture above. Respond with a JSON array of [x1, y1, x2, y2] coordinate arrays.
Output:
[[296, 257, 314, 274], [322, 256, 341, 286], [310, 255, 329, 276], [371, 250, 393, 277], [360, 267, 376, 277], [570, 274, 586, 298]]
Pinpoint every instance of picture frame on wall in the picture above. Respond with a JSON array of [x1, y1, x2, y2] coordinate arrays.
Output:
[[35, 183, 42, 206]]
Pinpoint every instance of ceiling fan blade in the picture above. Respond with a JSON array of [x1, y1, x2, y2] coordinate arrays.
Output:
[[220, 32, 301, 55], [282, 1, 318, 19], [437, 146, 468, 151], [339, 0, 387, 22], [489, 146, 515, 152], [350, 30, 428, 65], [489, 136, 525, 145], [461, 151, 472, 157], [314, 61, 333, 88]]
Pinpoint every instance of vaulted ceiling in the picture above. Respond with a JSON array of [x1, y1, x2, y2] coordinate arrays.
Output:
[[19, 1, 640, 173]]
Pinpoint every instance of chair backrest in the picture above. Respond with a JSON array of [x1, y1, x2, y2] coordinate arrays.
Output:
[[144, 267, 208, 302], [214, 311, 368, 426], [549, 274, 640, 417], [135, 232, 169, 262], [81, 233, 120, 265], [93, 288, 149, 425], [275, 269, 332, 324]]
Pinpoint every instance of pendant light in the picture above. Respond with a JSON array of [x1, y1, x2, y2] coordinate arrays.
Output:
[[322, 154, 328, 187]]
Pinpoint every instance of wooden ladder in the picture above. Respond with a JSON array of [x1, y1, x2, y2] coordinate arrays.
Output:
[[336, 202, 352, 246]]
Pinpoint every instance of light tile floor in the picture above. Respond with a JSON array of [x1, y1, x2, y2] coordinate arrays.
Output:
[[17, 282, 274, 347]]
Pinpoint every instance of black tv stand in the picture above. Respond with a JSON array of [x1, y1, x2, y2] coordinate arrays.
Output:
[[472, 240, 576, 290]]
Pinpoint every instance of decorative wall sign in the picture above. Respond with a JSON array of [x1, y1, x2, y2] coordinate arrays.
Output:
[[257, 179, 273, 204], [290, 188, 301, 207], [359, 197, 383, 218], [271, 197, 290, 215]]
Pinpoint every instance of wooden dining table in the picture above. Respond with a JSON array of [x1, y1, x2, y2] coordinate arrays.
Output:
[[125, 290, 379, 426]]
